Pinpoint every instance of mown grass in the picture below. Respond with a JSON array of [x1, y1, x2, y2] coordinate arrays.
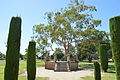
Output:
[[0, 60, 47, 80], [82, 76, 115, 80], [0, 60, 116, 80], [19, 60, 45, 74], [0, 61, 5, 80], [78, 62, 93, 68], [79, 62, 116, 80], [18, 76, 48, 80]]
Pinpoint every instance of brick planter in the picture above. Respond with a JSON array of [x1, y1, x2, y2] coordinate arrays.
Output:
[[45, 61, 78, 71]]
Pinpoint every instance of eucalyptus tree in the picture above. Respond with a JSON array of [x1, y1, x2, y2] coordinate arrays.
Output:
[[77, 29, 109, 62], [33, 0, 101, 61]]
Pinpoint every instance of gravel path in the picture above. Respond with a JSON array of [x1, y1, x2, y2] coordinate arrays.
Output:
[[20, 67, 93, 80]]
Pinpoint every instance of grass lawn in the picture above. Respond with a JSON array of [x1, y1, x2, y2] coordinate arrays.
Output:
[[19, 60, 45, 74], [0, 61, 5, 80], [0, 60, 116, 80], [0, 60, 47, 80], [18, 76, 48, 80], [82, 76, 115, 80], [78, 62, 93, 68], [79, 62, 116, 80]]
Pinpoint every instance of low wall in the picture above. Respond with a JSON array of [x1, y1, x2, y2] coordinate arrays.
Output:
[[45, 61, 55, 70], [69, 61, 78, 70], [45, 61, 78, 71]]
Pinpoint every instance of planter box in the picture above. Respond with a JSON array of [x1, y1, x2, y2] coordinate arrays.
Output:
[[45, 61, 78, 71]]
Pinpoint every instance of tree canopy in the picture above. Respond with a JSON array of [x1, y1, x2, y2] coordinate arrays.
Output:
[[32, 0, 108, 60]]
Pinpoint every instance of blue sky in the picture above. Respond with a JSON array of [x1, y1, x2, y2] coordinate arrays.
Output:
[[0, 0, 120, 54]]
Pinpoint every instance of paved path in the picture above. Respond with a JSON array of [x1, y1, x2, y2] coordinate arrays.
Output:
[[20, 67, 93, 80]]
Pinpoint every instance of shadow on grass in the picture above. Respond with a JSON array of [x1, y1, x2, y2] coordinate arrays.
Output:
[[107, 71, 116, 73], [107, 65, 116, 73]]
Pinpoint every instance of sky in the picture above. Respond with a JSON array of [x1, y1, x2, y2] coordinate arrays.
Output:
[[0, 0, 120, 54]]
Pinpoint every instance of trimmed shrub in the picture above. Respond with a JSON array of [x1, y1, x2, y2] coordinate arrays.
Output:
[[99, 44, 108, 72], [4, 17, 22, 80], [94, 61, 101, 80], [27, 41, 36, 80], [110, 16, 120, 80]]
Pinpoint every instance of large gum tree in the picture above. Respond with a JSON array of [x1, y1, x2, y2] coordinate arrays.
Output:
[[33, 0, 101, 61]]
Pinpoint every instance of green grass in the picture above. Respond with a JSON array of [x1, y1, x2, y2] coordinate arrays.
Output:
[[19, 60, 45, 74], [82, 76, 115, 80], [80, 62, 116, 80], [18, 76, 48, 80], [0, 61, 5, 80], [78, 62, 93, 68], [0, 60, 116, 80], [0, 60, 47, 80], [36, 61, 45, 67]]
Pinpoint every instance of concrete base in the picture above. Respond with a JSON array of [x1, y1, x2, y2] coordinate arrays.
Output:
[[45, 61, 78, 72]]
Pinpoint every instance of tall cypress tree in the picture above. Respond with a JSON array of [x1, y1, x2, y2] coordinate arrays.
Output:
[[99, 43, 108, 72], [110, 16, 120, 80], [4, 17, 22, 80], [27, 41, 36, 80], [94, 61, 101, 80]]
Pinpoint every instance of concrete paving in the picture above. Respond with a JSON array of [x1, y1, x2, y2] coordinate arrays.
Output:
[[20, 67, 93, 80]]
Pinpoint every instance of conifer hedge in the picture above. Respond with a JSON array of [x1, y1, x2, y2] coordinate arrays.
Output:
[[94, 61, 101, 80], [27, 41, 36, 80], [4, 17, 22, 80], [99, 44, 108, 72], [110, 16, 120, 80]]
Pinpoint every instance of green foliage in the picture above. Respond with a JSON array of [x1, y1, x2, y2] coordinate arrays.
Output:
[[77, 29, 109, 61], [27, 41, 36, 80], [19, 54, 24, 60], [33, 0, 102, 57], [94, 61, 101, 80], [53, 48, 64, 61], [4, 17, 22, 80], [0, 52, 5, 60], [110, 16, 120, 80], [99, 44, 108, 72], [56, 52, 64, 61]]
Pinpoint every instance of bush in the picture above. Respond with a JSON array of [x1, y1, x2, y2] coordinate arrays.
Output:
[[56, 53, 64, 61], [99, 44, 108, 72], [4, 17, 22, 80], [110, 16, 120, 80], [27, 41, 36, 80], [0, 52, 6, 60], [94, 61, 101, 80]]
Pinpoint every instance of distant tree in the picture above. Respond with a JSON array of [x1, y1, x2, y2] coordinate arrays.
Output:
[[22, 53, 27, 60], [53, 48, 64, 61], [33, 0, 101, 61], [19, 54, 24, 60], [25, 48, 28, 54], [0, 52, 6, 60], [77, 29, 109, 62]]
